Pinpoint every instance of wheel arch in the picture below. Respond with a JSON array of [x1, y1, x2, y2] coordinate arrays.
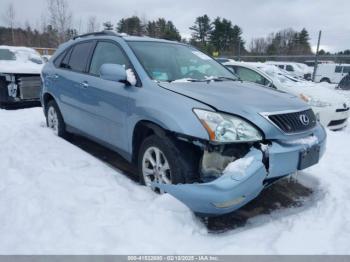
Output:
[[131, 120, 169, 165], [320, 77, 331, 83], [42, 92, 56, 114]]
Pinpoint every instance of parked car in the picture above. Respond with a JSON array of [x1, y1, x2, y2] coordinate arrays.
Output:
[[265, 61, 312, 80], [224, 61, 349, 130], [41, 31, 326, 216], [314, 63, 350, 84], [0, 46, 43, 108]]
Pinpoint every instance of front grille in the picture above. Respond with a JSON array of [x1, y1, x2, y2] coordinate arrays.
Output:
[[328, 118, 347, 127], [18, 76, 41, 100], [267, 109, 317, 133]]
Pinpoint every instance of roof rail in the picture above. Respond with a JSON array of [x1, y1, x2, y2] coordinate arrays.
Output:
[[72, 30, 120, 40]]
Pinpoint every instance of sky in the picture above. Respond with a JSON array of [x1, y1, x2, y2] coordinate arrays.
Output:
[[1, 0, 349, 52]]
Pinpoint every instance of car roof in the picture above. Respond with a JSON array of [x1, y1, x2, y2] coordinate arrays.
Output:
[[70, 31, 182, 45]]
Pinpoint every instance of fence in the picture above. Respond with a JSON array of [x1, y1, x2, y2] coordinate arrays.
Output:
[[226, 55, 350, 64]]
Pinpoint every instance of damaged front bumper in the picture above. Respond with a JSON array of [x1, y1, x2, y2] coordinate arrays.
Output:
[[154, 125, 327, 216], [0, 73, 41, 108]]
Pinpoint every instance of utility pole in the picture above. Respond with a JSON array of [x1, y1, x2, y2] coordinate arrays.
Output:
[[237, 41, 241, 61], [312, 30, 322, 81]]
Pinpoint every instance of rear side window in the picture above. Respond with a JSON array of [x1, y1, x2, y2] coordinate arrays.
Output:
[[335, 66, 342, 73], [67, 42, 94, 73], [53, 50, 67, 67], [89, 41, 130, 75], [236, 67, 269, 86]]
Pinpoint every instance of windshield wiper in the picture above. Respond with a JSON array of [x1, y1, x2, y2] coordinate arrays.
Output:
[[169, 76, 239, 83], [169, 78, 208, 83], [212, 76, 239, 82]]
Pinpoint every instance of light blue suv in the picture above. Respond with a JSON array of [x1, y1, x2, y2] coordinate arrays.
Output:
[[41, 31, 326, 216]]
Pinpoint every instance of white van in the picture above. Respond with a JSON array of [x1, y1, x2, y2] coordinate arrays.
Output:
[[314, 63, 350, 84]]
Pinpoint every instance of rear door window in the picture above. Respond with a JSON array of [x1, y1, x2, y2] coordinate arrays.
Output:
[[54, 50, 68, 68], [89, 41, 131, 76], [67, 42, 94, 73]]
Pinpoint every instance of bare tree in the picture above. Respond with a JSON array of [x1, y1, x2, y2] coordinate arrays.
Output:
[[2, 3, 16, 44], [86, 16, 99, 33], [249, 37, 268, 54], [47, 0, 73, 44]]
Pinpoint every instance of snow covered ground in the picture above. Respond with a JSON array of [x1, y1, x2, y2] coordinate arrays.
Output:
[[1, 107, 350, 254]]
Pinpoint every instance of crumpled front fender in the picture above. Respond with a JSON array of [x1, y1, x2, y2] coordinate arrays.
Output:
[[153, 149, 267, 216]]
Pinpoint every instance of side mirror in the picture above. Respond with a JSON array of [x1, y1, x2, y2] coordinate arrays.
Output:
[[100, 63, 127, 83]]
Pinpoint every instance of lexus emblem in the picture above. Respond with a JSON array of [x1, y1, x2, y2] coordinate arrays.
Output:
[[299, 114, 310, 126]]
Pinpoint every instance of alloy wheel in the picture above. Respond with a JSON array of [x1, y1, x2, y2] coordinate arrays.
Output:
[[142, 146, 172, 193], [47, 106, 59, 135]]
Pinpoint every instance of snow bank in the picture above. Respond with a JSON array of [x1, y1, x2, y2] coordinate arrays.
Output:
[[223, 156, 254, 177], [282, 135, 318, 146], [1, 108, 350, 254]]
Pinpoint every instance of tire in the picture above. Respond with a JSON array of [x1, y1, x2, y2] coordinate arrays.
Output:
[[45, 100, 67, 138], [320, 78, 330, 83], [137, 134, 198, 193]]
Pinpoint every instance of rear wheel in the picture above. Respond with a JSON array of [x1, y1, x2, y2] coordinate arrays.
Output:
[[138, 134, 197, 193], [46, 100, 67, 138]]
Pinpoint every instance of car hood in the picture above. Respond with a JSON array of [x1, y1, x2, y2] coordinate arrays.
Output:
[[159, 81, 310, 138], [0, 61, 43, 74], [159, 81, 307, 114]]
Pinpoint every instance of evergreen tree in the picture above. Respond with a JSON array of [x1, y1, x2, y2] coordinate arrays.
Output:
[[189, 14, 212, 45], [103, 21, 114, 31], [297, 28, 312, 54], [146, 18, 181, 41], [117, 16, 145, 36], [210, 17, 245, 56]]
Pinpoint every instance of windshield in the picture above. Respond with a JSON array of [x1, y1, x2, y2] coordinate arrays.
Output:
[[0, 49, 16, 61], [128, 41, 236, 82]]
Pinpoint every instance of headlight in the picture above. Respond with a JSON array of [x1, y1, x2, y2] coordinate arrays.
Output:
[[300, 94, 332, 107], [193, 109, 263, 143]]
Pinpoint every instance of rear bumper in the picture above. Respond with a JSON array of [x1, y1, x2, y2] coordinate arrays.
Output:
[[155, 125, 327, 216]]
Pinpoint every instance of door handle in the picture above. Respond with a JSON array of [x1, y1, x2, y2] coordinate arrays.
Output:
[[80, 81, 89, 88], [48, 74, 59, 80]]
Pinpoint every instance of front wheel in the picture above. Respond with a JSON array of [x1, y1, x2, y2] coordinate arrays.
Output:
[[45, 100, 67, 138], [138, 135, 197, 193]]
